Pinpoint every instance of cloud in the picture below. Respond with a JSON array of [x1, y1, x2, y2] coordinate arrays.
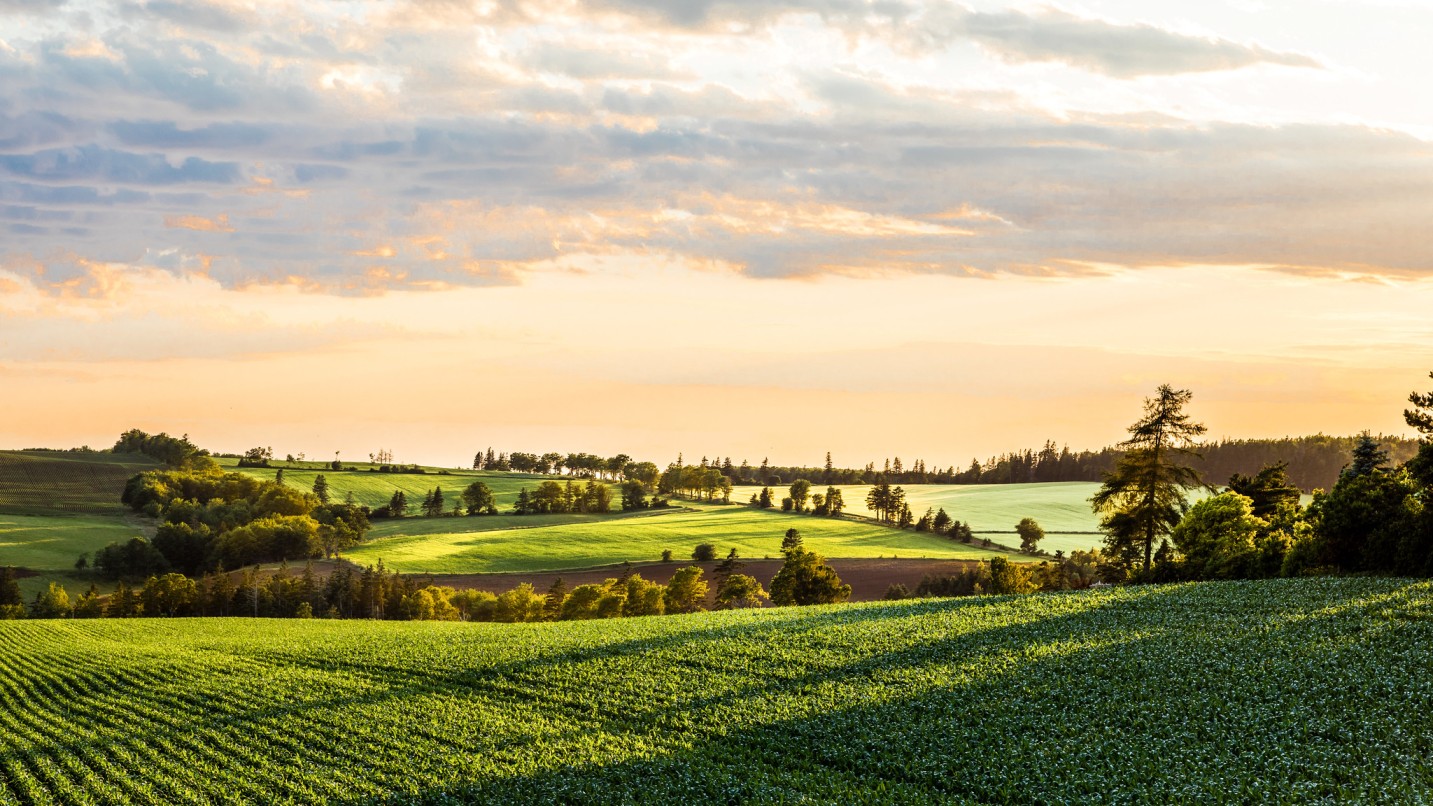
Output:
[[0, 0, 1422, 298], [164, 212, 232, 231], [946, 9, 1321, 77]]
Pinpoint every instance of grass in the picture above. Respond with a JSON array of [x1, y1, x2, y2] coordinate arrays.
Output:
[[0, 450, 159, 515], [2, 577, 1430, 803], [0, 513, 141, 599], [818, 482, 1104, 554], [224, 462, 556, 511], [345, 503, 1018, 574]]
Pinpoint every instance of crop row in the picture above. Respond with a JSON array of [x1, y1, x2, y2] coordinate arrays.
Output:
[[0, 578, 1431, 803]]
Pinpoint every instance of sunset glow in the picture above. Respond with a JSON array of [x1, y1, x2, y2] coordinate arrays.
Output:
[[3, 0, 1431, 463]]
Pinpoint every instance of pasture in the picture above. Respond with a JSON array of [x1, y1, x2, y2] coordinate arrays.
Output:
[[224, 462, 550, 511], [345, 503, 1015, 574], [2, 577, 1429, 803], [825, 482, 1105, 554]]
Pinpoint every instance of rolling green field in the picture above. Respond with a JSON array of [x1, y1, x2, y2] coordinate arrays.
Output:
[[3, 577, 1429, 803], [0, 450, 159, 515], [223, 461, 551, 511], [346, 504, 1015, 573], [0, 452, 153, 597]]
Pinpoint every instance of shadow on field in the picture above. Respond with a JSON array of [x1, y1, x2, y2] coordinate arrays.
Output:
[[7, 580, 1431, 805], [311, 580, 1433, 805]]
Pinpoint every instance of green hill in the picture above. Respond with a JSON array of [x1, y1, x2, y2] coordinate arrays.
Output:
[[3, 577, 1429, 803], [346, 503, 1015, 574], [0, 450, 159, 515]]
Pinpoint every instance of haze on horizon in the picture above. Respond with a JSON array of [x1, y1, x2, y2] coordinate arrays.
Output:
[[2, 0, 1432, 468]]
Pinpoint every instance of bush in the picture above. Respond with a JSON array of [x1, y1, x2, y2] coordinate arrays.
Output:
[[692, 543, 717, 562]]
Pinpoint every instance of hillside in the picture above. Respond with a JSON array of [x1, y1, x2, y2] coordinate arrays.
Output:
[[0, 450, 159, 515], [3, 578, 1429, 802], [346, 502, 1014, 574]]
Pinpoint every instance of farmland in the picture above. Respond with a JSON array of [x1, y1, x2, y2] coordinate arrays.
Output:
[[347, 503, 1015, 574], [221, 460, 547, 511], [0, 450, 159, 515], [2, 577, 1430, 802]]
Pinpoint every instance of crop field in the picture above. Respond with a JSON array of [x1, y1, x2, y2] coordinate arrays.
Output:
[[345, 504, 1016, 574], [2, 578, 1430, 803], [0, 451, 159, 515]]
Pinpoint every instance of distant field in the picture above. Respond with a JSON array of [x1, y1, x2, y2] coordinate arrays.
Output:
[[346, 503, 1016, 573], [815, 482, 1104, 554], [3, 578, 1430, 803], [0, 450, 159, 515], [225, 462, 556, 511], [0, 513, 140, 598]]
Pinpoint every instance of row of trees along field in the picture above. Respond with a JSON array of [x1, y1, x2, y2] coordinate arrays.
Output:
[[1079, 375, 1433, 583], [4, 530, 862, 621]]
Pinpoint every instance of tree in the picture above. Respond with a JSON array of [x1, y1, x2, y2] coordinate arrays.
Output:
[[422, 487, 445, 517], [312, 474, 330, 504], [781, 528, 803, 554], [692, 543, 717, 562], [1345, 432, 1390, 478], [788, 479, 812, 513], [758, 487, 774, 508], [30, 582, 71, 618], [1227, 462, 1302, 521], [1171, 492, 1264, 579], [461, 481, 498, 515], [987, 557, 1037, 595], [1090, 385, 1208, 572], [620, 480, 649, 511], [769, 548, 851, 606], [933, 508, 953, 534], [714, 574, 768, 609], [664, 566, 708, 614], [1016, 518, 1045, 553], [388, 490, 408, 518], [825, 487, 844, 517], [541, 578, 568, 620]]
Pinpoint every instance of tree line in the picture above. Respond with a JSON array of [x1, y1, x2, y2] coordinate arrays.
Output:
[[14, 528, 854, 621], [1082, 376, 1433, 584]]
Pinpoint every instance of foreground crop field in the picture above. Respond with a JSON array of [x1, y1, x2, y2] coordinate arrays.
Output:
[[345, 503, 1015, 573], [3, 578, 1431, 803]]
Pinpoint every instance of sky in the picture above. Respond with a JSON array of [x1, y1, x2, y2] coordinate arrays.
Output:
[[2, 0, 1432, 469]]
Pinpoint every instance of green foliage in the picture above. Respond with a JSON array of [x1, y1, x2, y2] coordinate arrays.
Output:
[[461, 481, 499, 515], [8, 579, 1428, 802], [692, 543, 717, 562], [112, 429, 208, 468], [1092, 385, 1207, 571], [713, 573, 767, 609], [663, 566, 707, 614], [1171, 493, 1266, 580], [29, 581, 71, 618], [769, 547, 851, 606], [1015, 517, 1044, 552]]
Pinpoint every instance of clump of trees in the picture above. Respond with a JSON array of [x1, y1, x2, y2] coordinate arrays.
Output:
[[113, 429, 210, 469], [511, 480, 614, 514], [1091, 375, 1433, 584], [101, 462, 371, 578]]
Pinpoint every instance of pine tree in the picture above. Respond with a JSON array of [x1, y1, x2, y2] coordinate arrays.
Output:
[[312, 474, 330, 504], [1091, 385, 1208, 572]]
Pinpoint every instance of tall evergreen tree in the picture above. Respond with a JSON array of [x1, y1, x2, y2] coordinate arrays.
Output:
[[1091, 385, 1207, 572]]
